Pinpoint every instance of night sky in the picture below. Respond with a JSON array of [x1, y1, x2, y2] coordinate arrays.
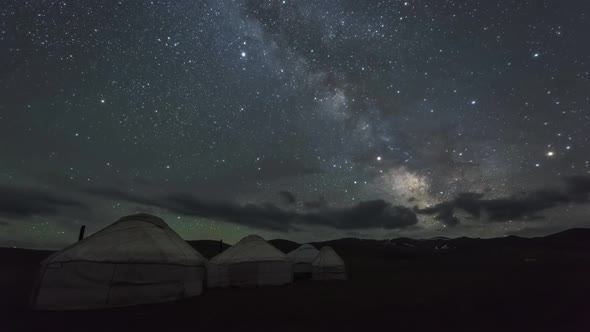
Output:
[[2, 0, 590, 249]]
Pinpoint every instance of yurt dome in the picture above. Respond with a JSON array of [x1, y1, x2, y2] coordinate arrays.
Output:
[[31, 213, 207, 310], [207, 234, 292, 288], [312, 246, 347, 281], [287, 244, 319, 275]]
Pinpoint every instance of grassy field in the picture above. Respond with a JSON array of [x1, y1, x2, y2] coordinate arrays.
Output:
[[1, 236, 590, 331]]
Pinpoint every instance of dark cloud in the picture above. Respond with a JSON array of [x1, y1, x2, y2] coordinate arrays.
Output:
[[278, 191, 296, 204], [0, 186, 87, 219], [304, 195, 329, 210], [563, 175, 590, 202], [416, 202, 460, 226], [162, 194, 417, 231], [161, 193, 296, 231], [417, 177, 590, 225], [301, 199, 418, 230], [85, 186, 417, 231]]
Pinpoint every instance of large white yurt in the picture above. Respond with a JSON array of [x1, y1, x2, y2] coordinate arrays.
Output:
[[312, 246, 347, 280], [207, 235, 292, 288], [31, 213, 207, 310], [287, 244, 319, 276]]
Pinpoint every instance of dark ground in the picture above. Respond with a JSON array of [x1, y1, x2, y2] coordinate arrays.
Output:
[[2, 229, 590, 332]]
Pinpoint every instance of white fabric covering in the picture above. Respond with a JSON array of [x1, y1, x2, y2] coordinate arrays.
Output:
[[31, 214, 207, 310], [312, 246, 347, 280], [207, 235, 292, 288], [287, 244, 319, 274]]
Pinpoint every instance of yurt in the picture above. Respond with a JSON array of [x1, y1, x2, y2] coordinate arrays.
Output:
[[312, 246, 347, 280], [31, 213, 207, 310], [207, 235, 292, 288], [287, 244, 319, 278]]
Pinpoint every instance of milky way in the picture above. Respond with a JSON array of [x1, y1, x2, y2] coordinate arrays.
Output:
[[2, 0, 590, 248]]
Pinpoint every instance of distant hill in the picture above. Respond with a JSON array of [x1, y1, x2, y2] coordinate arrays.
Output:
[[541, 228, 590, 250], [428, 236, 451, 241], [3, 227, 590, 263], [187, 228, 590, 262], [543, 228, 590, 241]]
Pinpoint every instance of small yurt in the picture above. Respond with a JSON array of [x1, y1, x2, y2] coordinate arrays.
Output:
[[31, 213, 207, 310], [207, 235, 292, 288], [312, 246, 347, 280], [287, 244, 319, 278]]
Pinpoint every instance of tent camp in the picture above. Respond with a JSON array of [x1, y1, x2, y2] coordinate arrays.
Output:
[[287, 244, 319, 277], [31, 213, 207, 310], [207, 235, 293, 288], [312, 246, 347, 280]]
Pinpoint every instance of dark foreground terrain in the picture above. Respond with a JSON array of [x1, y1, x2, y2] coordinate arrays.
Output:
[[2, 229, 590, 332]]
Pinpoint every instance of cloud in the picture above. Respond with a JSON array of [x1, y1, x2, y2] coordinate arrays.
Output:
[[85, 186, 418, 231], [161, 193, 295, 231], [417, 202, 460, 226], [301, 199, 418, 230], [304, 195, 328, 209], [0, 185, 87, 219], [564, 175, 590, 202], [416, 176, 590, 225], [278, 191, 296, 204]]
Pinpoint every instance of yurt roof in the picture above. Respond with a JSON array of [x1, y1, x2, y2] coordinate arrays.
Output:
[[287, 244, 319, 263], [43, 213, 206, 266], [210, 234, 288, 264], [312, 246, 344, 267]]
